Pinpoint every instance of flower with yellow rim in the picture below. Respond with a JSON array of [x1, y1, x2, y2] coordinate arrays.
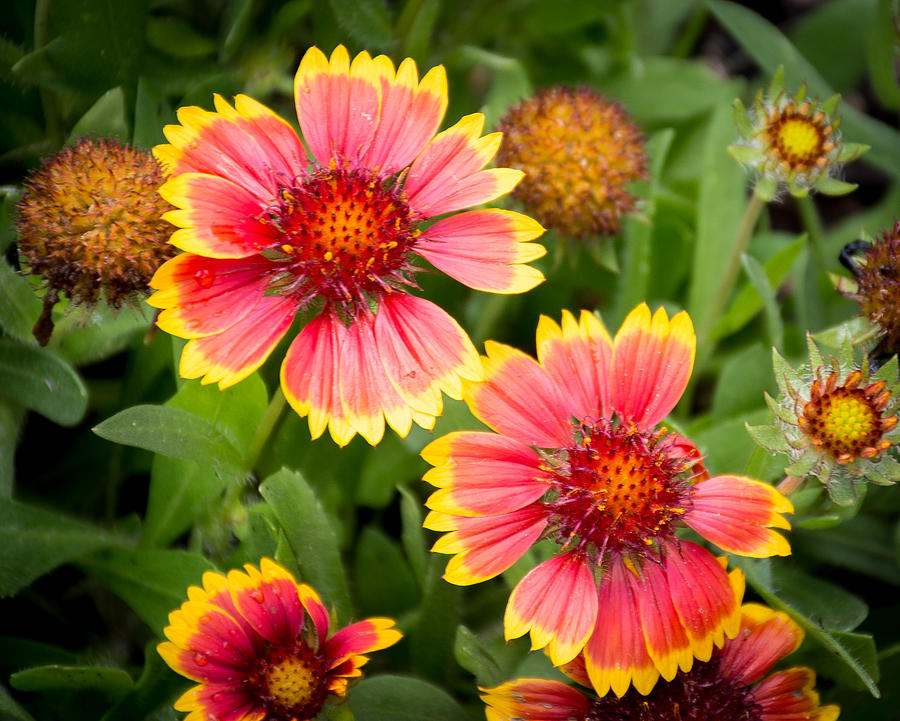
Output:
[[748, 335, 900, 505], [481, 604, 838, 718], [158, 558, 401, 721], [422, 303, 792, 698], [728, 67, 867, 200], [148, 45, 546, 446]]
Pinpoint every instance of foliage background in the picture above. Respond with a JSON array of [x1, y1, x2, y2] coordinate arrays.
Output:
[[1, 0, 900, 719]]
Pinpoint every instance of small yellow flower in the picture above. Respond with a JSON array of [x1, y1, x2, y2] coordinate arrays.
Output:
[[728, 67, 867, 200]]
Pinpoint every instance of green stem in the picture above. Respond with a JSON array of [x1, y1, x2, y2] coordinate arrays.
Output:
[[244, 386, 287, 474], [671, 4, 709, 58], [697, 192, 766, 343], [796, 194, 827, 270], [34, 0, 62, 148], [796, 194, 828, 331]]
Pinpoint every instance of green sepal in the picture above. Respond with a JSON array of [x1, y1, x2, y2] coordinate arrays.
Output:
[[837, 338, 856, 371], [732, 98, 753, 138], [829, 272, 858, 296], [764, 392, 797, 424], [862, 462, 894, 486], [826, 473, 860, 506], [768, 66, 785, 98], [814, 177, 858, 197], [746, 423, 791, 453], [727, 143, 761, 166], [872, 455, 900, 482], [806, 333, 824, 370], [785, 446, 820, 477], [795, 81, 807, 103], [813, 316, 881, 348], [821, 93, 841, 117], [873, 355, 899, 385], [787, 182, 810, 198], [772, 347, 802, 398], [838, 142, 870, 162], [753, 175, 778, 202]]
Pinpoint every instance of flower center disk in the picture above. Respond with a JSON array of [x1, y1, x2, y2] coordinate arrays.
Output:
[[544, 421, 692, 559], [802, 384, 890, 462], [764, 107, 830, 172], [259, 166, 419, 309], [253, 642, 328, 720]]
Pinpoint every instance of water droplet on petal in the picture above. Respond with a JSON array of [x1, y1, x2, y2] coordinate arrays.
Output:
[[194, 268, 214, 288], [193, 652, 209, 666], [212, 691, 224, 702], [198, 614, 211, 624], [250, 589, 265, 603], [185, 318, 202, 331]]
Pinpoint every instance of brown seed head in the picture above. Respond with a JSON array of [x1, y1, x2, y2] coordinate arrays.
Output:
[[853, 221, 900, 350], [496, 87, 647, 238]]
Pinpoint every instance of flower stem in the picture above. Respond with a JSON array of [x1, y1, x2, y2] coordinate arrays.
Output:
[[34, 0, 62, 148], [244, 386, 287, 474]]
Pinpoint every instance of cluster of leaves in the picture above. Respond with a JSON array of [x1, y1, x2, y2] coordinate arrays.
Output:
[[2, 0, 900, 720]]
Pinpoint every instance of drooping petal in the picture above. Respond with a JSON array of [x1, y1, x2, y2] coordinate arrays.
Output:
[[324, 617, 402, 669], [535, 310, 611, 422], [404, 113, 523, 217], [374, 294, 481, 417], [148, 253, 274, 339], [752, 668, 840, 721], [294, 45, 381, 167], [427, 505, 550, 585], [362, 56, 448, 173], [173, 683, 264, 721], [178, 292, 296, 389], [423, 431, 550, 516], [662, 540, 743, 663], [609, 303, 695, 429], [584, 557, 658, 697], [465, 341, 574, 448], [155, 94, 305, 202], [505, 551, 599, 666], [415, 209, 545, 294], [227, 562, 305, 646], [281, 312, 356, 446], [296, 582, 330, 644], [686, 476, 793, 558], [480, 679, 590, 721], [719, 604, 803, 685], [669, 432, 710, 482]]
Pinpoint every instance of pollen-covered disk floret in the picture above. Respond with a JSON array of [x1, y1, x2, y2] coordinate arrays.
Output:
[[727, 67, 867, 201], [747, 335, 900, 505]]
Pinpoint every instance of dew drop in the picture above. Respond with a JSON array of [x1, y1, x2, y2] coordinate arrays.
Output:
[[198, 614, 211, 624], [193, 652, 209, 666], [194, 268, 215, 288], [212, 691, 224, 702], [186, 318, 202, 331], [250, 589, 265, 603]]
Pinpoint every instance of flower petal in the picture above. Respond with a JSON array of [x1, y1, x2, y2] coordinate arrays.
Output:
[[404, 113, 523, 216], [686, 476, 793, 558], [159, 173, 278, 259], [752, 668, 840, 721], [227, 562, 305, 646], [178, 292, 296, 389], [281, 312, 356, 446], [173, 683, 264, 721], [480, 679, 590, 721], [465, 341, 574, 448], [415, 209, 545, 294], [325, 617, 402, 669], [296, 582, 330, 644], [505, 551, 599, 666], [429, 505, 550, 585], [720, 603, 803, 685], [294, 45, 381, 167], [609, 303, 695, 429], [155, 94, 304, 202], [374, 294, 481, 417], [362, 56, 448, 173]]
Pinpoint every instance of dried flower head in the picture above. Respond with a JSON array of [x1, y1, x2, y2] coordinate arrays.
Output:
[[728, 67, 867, 201], [748, 335, 900, 505], [496, 87, 647, 239], [836, 222, 900, 356]]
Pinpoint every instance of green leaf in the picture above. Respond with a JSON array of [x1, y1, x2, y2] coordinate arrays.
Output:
[[454, 626, 505, 687], [347, 675, 470, 721], [0, 401, 24, 497], [740, 253, 783, 350], [453, 47, 532, 128], [10, 666, 133, 700], [133, 77, 174, 149], [356, 432, 424, 508], [259, 468, 353, 622], [709, 0, 900, 180], [0, 684, 36, 721], [78, 548, 215, 632], [745, 423, 789, 454], [713, 345, 775, 419], [48, 304, 151, 366], [101, 641, 189, 721], [735, 557, 881, 696], [0, 261, 41, 343], [867, 0, 900, 109], [146, 17, 217, 58], [0, 497, 127, 598], [329, 0, 393, 50], [813, 316, 881, 348], [354, 526, 419, 617], [410, 556, 460, 682], [0, 340, 88, 426], [399, 0, 440, 62], [220, 0, 255, 62], [68, 87, 129, 142], [814, 177, 858, 196], [93, 404, 245, 472], [398, 484, 428, 585]]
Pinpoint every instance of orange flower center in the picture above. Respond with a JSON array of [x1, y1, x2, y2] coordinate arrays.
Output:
[[253, 641, 328, 720], [763, 105, 834, 173], [798, 371, 896, 464], [257, 166, 420, 311], [543, 420, 694, 560]]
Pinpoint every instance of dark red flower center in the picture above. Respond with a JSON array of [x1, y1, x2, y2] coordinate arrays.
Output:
[[250, 640, 329, 721], [586, 657, 761, 721], [257, 166, 421, 312], [541, 419, 695, 560]]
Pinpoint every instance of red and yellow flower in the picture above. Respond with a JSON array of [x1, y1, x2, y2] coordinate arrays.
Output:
[[149, 45, 545, 446], [423, 304, 793, 697], [158, 558, 401, 721], [481, 604, 839, 718]]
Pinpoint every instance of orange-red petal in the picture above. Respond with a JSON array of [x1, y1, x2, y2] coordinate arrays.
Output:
[[480, 679, 590, 721], [227, 560, 306, 646], [720, 603, 803, 685], [325, 617, 402, 670], [752, 668, 840, 721]]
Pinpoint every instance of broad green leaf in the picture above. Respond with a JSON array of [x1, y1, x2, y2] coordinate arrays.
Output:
[[709, 0, 900, 179], [712, 344, 773, 419], [101, 641, 188, 721], [68, 87, 129, 142], [0, 498, 127, 597], [329, 0, 393, 50], [454, 626, 505, 688], [78, 548, 215, 632], [410, 556, 460, 682], [0, 684, 36, 721], [453, 46, 532, 128], [398, 484, 428, 585], [133, 77, 175, 149], [259, 468, 353, 622], [146, 17, 216, 58], [0, 401, 24, 497], [356, 432, 424, 508], [736, 557, 881, 696], [10, 665, 132, 700], [740, 253, 783, 350], [867, 0, 900, 109], [688, 408, 770, 476], [347, 675, 469, 721], [0, 340, 87, 426], [813, 316, 881, 348], [354, 526, 419, 617], [48, 304, 151, 366], [0, 261, 40, 343], [93, 405, 245, 472]]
